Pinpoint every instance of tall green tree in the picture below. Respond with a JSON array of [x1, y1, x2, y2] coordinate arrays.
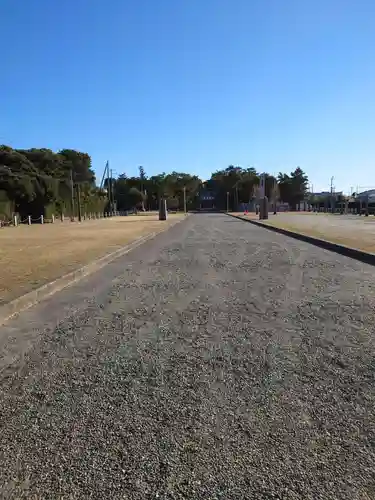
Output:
[[59, 149, 95, 185], [278, 167, 308, 209], [128, 187, 145, 210], [0, 145, 105, 219], [114, 176, 128, 210], [147, 173, 167, 210], [211, 165, 244, 209], [0, 146, 38, 204]]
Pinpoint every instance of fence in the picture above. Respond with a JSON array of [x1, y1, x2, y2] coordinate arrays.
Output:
[[0, 211, 130, 228]]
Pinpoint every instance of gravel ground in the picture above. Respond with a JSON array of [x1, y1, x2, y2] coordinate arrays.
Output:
[[0, 213, 375, 499]]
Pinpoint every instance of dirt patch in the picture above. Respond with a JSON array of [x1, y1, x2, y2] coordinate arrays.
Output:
[[0, 214, 184, 304]]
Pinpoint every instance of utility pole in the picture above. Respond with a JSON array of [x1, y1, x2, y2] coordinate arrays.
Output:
[[107, 164, 112, 213], [330, 176, 334, 212], [76, 183, 82, 222], [183, 186, 187, 214], [258, 173, 268, 220], [226, 191, 229, 212], [100, 161, 109, 190], [273, 179, 277, 215], [70, 169, 75, 221], [110, 168, 115, 212]]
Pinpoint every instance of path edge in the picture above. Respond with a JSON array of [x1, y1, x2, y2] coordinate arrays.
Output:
[[226, 213, 375, 266], [0, 216, 187, 325]]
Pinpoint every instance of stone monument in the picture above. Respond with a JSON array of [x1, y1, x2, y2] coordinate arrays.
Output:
[[159, 198, 168, 221]]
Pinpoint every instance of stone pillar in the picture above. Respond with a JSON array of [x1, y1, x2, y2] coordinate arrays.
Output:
[[159, 198, 168, 221], [259, 196, 269, 220]]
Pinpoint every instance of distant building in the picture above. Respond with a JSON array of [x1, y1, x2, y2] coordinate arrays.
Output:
[[356, 189, 375, 202], [199, 181, 217, 209], [311, 191, 343, 198]]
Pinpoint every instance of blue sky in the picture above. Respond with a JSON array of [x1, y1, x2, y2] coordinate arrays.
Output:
[[2, 0, 375, 193]]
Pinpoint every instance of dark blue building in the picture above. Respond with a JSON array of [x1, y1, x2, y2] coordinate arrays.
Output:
[[199, 181, 217, 210]]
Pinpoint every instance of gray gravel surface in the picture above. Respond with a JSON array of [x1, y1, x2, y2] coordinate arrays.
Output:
[[0, 213, 375, 499]]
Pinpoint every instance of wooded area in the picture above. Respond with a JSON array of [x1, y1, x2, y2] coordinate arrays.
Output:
[[104, 165, 309, 212], [0, 144, 310, 220], [0, 146, 106, 220]]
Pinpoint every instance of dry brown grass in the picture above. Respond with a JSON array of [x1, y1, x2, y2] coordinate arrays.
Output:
[[0, 214, 184, 304], [263, 217, 375, 254], [230, 212, 375, 254]]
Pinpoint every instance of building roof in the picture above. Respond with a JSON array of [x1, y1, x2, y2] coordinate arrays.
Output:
[[357, 189, 375, 200], [311, 191, 343, 198]]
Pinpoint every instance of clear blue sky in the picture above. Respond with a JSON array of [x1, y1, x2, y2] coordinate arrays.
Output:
[[2, 0, 375, 193]]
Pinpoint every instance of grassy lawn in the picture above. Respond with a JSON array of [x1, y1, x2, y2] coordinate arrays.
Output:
[[0, 214, 183, 304]]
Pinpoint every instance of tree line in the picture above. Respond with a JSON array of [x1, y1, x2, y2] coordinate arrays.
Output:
[[208, 165, 308, 210], [107, 165, 309, 212], [0, 143, 310, 220], [0, 145, 107, 220], [105, 168, 202, 212]]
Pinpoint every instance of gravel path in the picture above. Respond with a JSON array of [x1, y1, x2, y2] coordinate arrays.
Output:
[[0, 213, 375, 499]]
